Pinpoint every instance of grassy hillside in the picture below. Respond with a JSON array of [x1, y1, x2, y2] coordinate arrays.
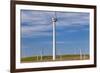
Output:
[[21, 54, 89, 63]]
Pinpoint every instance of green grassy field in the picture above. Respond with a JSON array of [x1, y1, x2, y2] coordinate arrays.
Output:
[[21, 54, 89, 63]]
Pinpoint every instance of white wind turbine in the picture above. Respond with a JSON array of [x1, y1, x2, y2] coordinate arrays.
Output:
[[52, 12, 57, 60]]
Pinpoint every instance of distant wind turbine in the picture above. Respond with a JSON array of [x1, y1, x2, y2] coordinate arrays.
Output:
[[40, 48, 43, 61], [80, 48, 82, 60]]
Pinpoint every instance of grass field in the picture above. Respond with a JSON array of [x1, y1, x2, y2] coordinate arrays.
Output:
[[21, 54, 89, 63]]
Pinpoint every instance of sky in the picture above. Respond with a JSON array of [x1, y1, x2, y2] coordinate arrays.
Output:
[[21, 10, 90, 58]]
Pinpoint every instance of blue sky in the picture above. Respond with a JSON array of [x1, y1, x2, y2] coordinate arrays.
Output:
[[21, 10, 90, 58]]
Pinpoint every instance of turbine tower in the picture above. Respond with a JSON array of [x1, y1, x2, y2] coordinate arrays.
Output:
[[52, 12, 57, 60]]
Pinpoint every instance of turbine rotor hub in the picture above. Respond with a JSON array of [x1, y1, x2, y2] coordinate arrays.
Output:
[[52, 17, 57, 22]]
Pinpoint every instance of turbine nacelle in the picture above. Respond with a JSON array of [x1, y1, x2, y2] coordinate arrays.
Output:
[[52, 17, 57, 22]]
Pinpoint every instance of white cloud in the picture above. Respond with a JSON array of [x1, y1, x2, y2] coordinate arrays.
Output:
[[56, 41, 65, 44]]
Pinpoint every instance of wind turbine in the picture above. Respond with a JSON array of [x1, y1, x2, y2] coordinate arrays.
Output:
[[51, 12, 66, 60], [52, 12, 57, 60], [40, 48, 43, 61], [80, 48, 82, 60]]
